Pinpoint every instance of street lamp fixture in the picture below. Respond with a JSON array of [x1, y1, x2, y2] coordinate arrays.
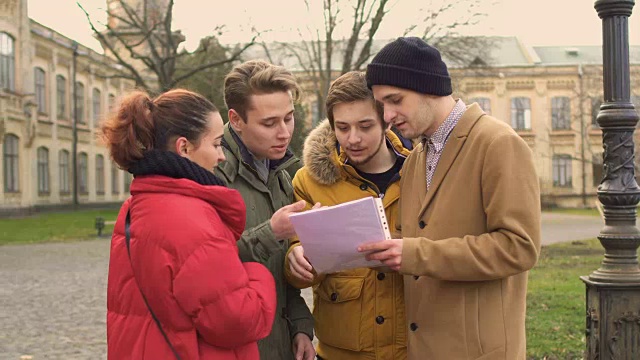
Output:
[[582, 0, 640, 358]]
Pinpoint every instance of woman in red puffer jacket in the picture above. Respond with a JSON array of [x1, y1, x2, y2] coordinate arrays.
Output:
[[103, 89, 276, 360]]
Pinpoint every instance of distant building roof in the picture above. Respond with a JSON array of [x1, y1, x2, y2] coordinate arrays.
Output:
[[533, 45, 640, 65], [243, 36, 640, 72], [444, 36, 533, 68]]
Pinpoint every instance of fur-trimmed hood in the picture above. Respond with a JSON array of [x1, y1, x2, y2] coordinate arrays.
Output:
[[302, 119, 342, 186], [302, 119, 412, 186]]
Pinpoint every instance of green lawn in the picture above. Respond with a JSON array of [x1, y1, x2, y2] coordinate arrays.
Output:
[[526, 238, 604, 359], [0, 209, 120, 245]]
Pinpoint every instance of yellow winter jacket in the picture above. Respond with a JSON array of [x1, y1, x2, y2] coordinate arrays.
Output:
[[285, 120, 410, 360]]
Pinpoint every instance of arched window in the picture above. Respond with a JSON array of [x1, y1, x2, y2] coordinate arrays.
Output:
[[0, 32, 15, 91], [78, 152, 88, 194], [96, 154, 105, 194], [111, 162, 119, 194], [35, 67, 47, 113], [37, 147, 50, 194], [92, 88, 102, 127], [124, 172, 131, 193], [56, 75, 67, 119], [75, 82, 85, 124], [3, 134, 19, 192], [59, 150, 70, 194], [108, 93, 116, 111]]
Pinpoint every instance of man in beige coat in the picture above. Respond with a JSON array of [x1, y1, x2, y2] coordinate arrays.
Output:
[[359, 37, 541, 359]]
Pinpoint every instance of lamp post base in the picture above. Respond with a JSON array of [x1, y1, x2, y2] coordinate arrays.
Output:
[[581, 277, 640, 359]]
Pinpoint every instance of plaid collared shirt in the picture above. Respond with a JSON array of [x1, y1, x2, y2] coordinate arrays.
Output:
[[424, 100, 466, 190]]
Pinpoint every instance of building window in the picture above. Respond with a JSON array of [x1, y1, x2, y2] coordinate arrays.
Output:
[[108, 93, 116, 111], [553, 154, 573, 188], [510, 97, 531, 130], [78, 152, 88, 194], [591, 97, 603, 127], [0, 32, 15, 91], [124, 172, 131, 193], [310, 100, 320, 127], [96, 154, 105, 194], [37, 147, 50, 194], [59, 150, 70, 194], [593, 153, 603, 187], [56, 75, 66, 119], [3, 134, 19, 192], [35, 67, 47, 113], [75, 82, 85, 124], [92, 88, 102, 127], [551, 96, 571, 130], [111, 162, 119, 194], [469, 97, 491, 115]]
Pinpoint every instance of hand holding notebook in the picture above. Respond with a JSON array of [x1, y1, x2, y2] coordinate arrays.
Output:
[[288, 196, 391, 274]]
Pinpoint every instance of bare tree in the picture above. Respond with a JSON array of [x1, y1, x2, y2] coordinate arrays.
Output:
[[405, 0, 495, 67], [262, 0, 389, 121], [77, 0, 257, 93], [260, 0, 494, 121]]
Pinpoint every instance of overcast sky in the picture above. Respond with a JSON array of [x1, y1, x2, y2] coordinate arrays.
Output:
[[27, 0, 640, 53]]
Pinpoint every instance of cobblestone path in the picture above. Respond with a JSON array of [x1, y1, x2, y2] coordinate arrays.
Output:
[[0, 239, 314, 360]]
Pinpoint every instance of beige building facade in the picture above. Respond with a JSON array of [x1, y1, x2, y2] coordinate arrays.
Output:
[[262, 38, 640, 208], [449, 41, 640, 208], [0, 0, 134, 213]]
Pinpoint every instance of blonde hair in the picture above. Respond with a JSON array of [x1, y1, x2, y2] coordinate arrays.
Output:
[[224, 60, 301, 121]]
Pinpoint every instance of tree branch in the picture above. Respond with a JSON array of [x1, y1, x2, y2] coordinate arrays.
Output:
[[77, 2, 149, 89]]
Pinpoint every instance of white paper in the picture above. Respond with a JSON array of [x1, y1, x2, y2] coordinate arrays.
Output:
[[289, 197, 391, 274]]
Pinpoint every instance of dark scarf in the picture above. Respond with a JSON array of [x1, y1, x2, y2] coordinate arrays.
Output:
[[128, 149, 226, 187]]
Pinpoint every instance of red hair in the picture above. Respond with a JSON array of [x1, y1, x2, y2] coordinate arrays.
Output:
[[100, 89, 217, 170]]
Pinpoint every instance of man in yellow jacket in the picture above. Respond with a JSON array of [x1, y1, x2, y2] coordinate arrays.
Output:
[[359, 37, 541, 359], [286, 71, 410, 360]]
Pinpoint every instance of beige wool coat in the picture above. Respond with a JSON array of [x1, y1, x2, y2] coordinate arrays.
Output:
[[398, 103, 541, 360]]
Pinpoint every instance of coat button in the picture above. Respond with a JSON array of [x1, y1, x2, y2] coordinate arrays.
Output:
[[414, 275, 419, 280], [376, 316, 385, 324], [418, 220, 426, 229], [330, 292, 338, 301], [410, 323, 418, 331], [377, 272, 386, 280], [359, 183, 368, 191]]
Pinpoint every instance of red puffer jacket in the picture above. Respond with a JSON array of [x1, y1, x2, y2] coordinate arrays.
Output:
[[107, 175, 276, 359]]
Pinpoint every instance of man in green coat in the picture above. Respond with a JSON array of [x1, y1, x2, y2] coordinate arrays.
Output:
[[215, 60, 315, 360]]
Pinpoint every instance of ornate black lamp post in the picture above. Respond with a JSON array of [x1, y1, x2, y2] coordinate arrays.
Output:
[[581, 0, 640, 358]]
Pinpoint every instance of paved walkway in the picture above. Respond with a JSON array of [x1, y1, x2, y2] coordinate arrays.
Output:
[[541, 212, 606, 245], [0, 240, 109, 360], [0, 212, 619, 359]]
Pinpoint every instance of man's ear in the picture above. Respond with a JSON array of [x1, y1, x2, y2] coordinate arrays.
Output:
[[228, 109, 244, 133], [174, 136, 190, 158]]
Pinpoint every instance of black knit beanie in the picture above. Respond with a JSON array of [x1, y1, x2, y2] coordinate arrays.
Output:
[[366, 37, 452, 96]]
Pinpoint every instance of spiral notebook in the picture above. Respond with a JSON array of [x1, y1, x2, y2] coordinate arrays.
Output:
[[289, 196, 391, 274]]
